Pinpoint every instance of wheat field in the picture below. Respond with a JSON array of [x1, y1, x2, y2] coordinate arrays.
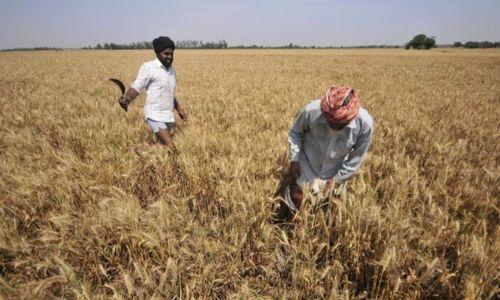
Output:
[[0, 49, 499, 298]]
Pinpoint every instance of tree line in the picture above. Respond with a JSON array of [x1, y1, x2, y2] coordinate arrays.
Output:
[[82, 40, 229, 50], [3, 37, 500, 51], [80, 40, 402, 50], [404, 34, 500, 50], [0, 47, 63, 52], [453, 41, 500, 48]]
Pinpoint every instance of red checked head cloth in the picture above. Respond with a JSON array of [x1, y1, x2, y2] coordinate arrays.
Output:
[[320, 85, 361, 125]]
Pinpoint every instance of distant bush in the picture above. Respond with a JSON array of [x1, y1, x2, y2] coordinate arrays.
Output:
[[464, 42, 479, 48], [456, 41, 499, 49], [406, 34, 436, 50]]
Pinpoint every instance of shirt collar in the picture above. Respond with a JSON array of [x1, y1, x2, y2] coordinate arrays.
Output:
[[318, 114, 358, 130], [346, 117, 357, 129], [154, 58, 170, 70]]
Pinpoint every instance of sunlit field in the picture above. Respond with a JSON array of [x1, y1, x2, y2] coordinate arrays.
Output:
[[1, 48, 499, 298]]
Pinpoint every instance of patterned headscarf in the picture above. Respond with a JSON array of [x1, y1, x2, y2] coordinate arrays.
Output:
[[320, 85, 360, 125]]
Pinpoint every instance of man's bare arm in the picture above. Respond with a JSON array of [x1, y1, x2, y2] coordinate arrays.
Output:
[[174, 97, 189, 120]]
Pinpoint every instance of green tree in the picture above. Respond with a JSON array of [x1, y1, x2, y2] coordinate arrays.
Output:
[[464, 41, 478, 48], [478, 41, 494, 48], [406, 34, 436, 50], [424, 36, 436, 49]]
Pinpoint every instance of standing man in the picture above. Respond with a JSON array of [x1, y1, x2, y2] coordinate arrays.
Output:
[[284, 85, 374, 212], [118, 36, 188, 150]]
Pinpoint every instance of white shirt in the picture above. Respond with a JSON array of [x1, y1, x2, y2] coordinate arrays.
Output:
[[288, 99, 374, 185], [131, 58, 176, 123]]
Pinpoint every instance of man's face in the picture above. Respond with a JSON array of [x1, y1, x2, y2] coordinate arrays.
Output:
[[157, 48, 174, 68], [327, 121, 347, 131]]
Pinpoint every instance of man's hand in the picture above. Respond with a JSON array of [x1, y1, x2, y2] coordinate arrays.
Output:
[[288, 161, 301, 181], [118, 88, 138, 112], [174, 97, 189, 121], [118, 95, 130, 112], [322, 178, 336, 198], [177, 109, 189, 121]]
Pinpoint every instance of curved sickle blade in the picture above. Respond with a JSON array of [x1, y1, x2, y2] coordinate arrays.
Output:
[[109, 78, 126, 95], [109, 78, 127, 111]]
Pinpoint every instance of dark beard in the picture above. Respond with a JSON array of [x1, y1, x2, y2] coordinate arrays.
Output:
[[161, 60, 172, 69], [156, 53, 172, 69]]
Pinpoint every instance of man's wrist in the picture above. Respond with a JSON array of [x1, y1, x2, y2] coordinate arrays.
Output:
[[121, 95, 132, 104], [289, 161, 301, 179]]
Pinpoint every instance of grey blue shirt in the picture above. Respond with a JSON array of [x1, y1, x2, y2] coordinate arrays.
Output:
[[288, 99, 374, 184]]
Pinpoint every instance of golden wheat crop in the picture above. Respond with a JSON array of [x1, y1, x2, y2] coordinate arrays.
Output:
[[0, 48, 499, 298]]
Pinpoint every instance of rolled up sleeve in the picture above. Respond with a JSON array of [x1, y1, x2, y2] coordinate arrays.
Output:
[[288, 109, 309, 162], [131, 63, 150, 94]]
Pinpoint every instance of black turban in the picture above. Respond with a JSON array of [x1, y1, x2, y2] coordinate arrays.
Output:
[[153, 36, 175, 53]]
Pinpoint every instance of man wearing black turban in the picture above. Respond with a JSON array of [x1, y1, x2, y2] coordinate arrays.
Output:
[[118, 36, 188, 151], [153, 36, 176, 56]]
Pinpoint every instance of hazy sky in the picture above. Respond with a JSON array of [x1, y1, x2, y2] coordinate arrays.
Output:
[[1, 0, 499, 49]]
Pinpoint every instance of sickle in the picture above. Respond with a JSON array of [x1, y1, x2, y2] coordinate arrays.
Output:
[[109, 78, 128, 111], [109, 78, 126, 94]]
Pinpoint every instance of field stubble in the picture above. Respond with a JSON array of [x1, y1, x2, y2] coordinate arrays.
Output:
[[0, 49, 499, 298]]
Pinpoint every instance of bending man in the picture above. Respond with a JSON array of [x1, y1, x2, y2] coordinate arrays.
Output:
[[285, 85, 374, 212]]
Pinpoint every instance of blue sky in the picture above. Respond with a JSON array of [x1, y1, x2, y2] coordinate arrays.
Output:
[[0, 0, 499, 49]]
